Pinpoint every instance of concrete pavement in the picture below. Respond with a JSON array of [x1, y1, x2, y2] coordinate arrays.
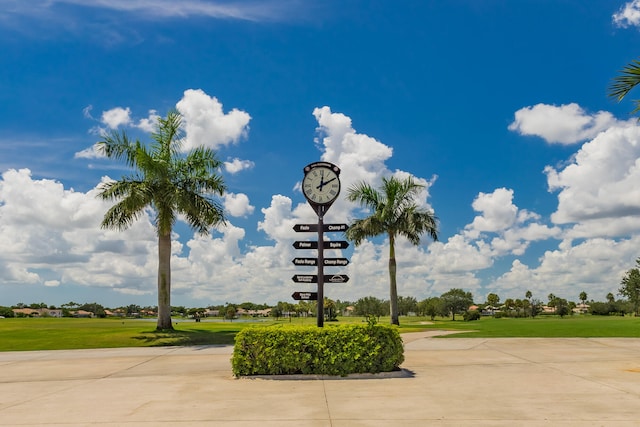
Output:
[[1, 332, 640, 426]]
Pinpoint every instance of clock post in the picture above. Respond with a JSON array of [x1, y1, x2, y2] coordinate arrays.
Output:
[[301, 162, 341, 327]]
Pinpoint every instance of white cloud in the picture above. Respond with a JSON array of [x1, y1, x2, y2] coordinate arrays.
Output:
[[465, 188, 518, 237], [545, 124, 640, 234], [508, 103, 618, 144], [492, 237, 639, 301], [176, 89, 251, 151], [136, 109, 160, 132], [10, 102, 640, 308], [224, 158, 255, 174], [613, 0, 640, 28], [101, 107, 132, 129], [2, 0, 297, 22], [223, 193, 254, 218]]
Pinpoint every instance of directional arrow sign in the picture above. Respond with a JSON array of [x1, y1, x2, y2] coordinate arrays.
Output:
[[323, 258, 349, 266], [291, 274, 318, 283], [324, 223, 349, 232], [292, 291, 318, 301], [293, 224, 317, 232], [293, 241, 318, 249], [323, 240, 349, 249], [293, 223, 349, 232], [323, 274, 350, 283], [292, 257, 318, 266]]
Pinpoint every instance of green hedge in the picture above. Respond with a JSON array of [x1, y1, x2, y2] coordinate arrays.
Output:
[[231, 324, 404, 377]]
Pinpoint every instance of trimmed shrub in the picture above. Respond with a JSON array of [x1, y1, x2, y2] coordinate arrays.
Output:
[[463, 310, 481, 321], [232, 324, 404, 377]]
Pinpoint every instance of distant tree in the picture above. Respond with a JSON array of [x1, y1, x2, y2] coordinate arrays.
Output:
[[440, 288, 473, 321], [553, 298, 570, 318], [418, 297, 444, 320], [270, 306, 282, 319], [79, 302, 106, 318], [126, 304, 141, 316], [346, 175, 438, 325], [324, 298, 338, 321], [620, 258, 640, 316], [397, 295, 418, 315], [579, 291, 588, 305], [503, 298, 515, 311], [225, 305, 237, 321], [530, 298, 542, 318], [606, 292, 615, 304], [0, 307, 15, 318], [547, 293, 556, 306], [525, 290, 532, 300], [354, 296, 387, 318], [486, 293, 500, 307]]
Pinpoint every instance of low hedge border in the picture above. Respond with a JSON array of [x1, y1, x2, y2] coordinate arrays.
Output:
[[231, 323, 404, 377]]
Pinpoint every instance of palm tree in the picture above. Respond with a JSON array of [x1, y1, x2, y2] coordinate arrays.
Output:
[[610, 58, 640, 115], [346, 175, 438, 325], [97, 111, 226, 330]]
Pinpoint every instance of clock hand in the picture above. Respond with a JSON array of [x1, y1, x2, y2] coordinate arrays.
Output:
[[323, 177, 336, 185]]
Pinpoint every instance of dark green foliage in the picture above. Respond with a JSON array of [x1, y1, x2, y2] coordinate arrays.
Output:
[[231, 324, 404, 377], [463, 310, 481, 321], [440, 288, 474, 321], [354, 296, 388, 317], [620, 258, 640, 316], [0, 307, 15, 318]]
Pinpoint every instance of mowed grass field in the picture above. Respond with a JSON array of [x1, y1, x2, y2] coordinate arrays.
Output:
[[1, 315, 639, 352]]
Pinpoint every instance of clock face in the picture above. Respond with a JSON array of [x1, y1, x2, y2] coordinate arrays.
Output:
[[302, 166, 341, 205]]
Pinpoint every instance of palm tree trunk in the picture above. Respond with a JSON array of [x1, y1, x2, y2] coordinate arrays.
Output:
[[388, 234, 399, 326], [156, 231, 173, 330]]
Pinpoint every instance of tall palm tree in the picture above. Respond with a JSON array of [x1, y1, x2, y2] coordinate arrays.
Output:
[[97, 111, 226, 330], [609, 58, 640, 114], [346, 175, 438, 325]]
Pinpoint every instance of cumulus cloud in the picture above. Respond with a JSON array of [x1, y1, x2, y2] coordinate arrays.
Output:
[[465, 188, 518, 237], [223, 193, 254, 218], [545, 124, 640, 234], [224, 158, 255, 174], [10, 100, 640, 307], [508, 103, 618, 144], [101, 107, 132, 129], [176, 89, 251, 151], [613, 0, 640, 28], [136, 109, 161, 132], [492, 236, 639, 301], [0, 169, 157, 292]]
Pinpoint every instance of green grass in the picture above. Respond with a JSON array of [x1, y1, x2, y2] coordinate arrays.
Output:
[[1, 314, 639, 352], [399, 315, 640, 338], [0, 318, 267, 351]]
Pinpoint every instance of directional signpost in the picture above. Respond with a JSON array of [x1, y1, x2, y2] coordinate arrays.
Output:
[[292, 291, 318, 301], [296, 161, 351, 327], [292, 274, 318, 283], [293, 223, 348, 233]]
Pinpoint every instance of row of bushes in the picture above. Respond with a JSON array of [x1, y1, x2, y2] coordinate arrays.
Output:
[[232, 323, 404, 377]]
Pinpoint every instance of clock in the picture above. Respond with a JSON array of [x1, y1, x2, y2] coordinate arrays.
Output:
[[302, 162, 341, 206]]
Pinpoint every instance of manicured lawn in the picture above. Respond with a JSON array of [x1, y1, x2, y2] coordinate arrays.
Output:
[[1, 314, 639, 351], [0, 317, 269, 351], [399, 315, 640, 338]]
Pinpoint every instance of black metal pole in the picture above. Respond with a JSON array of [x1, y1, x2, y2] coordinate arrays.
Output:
[[317, 206, 324, 327]]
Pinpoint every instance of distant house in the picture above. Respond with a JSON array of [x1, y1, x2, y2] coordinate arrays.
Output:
[[12, 308, 62, 317], [71, 310, 94, 318], [104, 309, 125, 317], [573, 303, 590, 314]]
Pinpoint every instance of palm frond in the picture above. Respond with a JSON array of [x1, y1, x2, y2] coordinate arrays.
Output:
[[609, 59, 640, 101]]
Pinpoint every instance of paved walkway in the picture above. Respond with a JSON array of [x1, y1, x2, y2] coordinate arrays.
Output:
[[1, 332, 640, 426]]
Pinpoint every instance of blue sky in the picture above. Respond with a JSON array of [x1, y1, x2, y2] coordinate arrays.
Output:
[[2, 0, 640, 308]]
